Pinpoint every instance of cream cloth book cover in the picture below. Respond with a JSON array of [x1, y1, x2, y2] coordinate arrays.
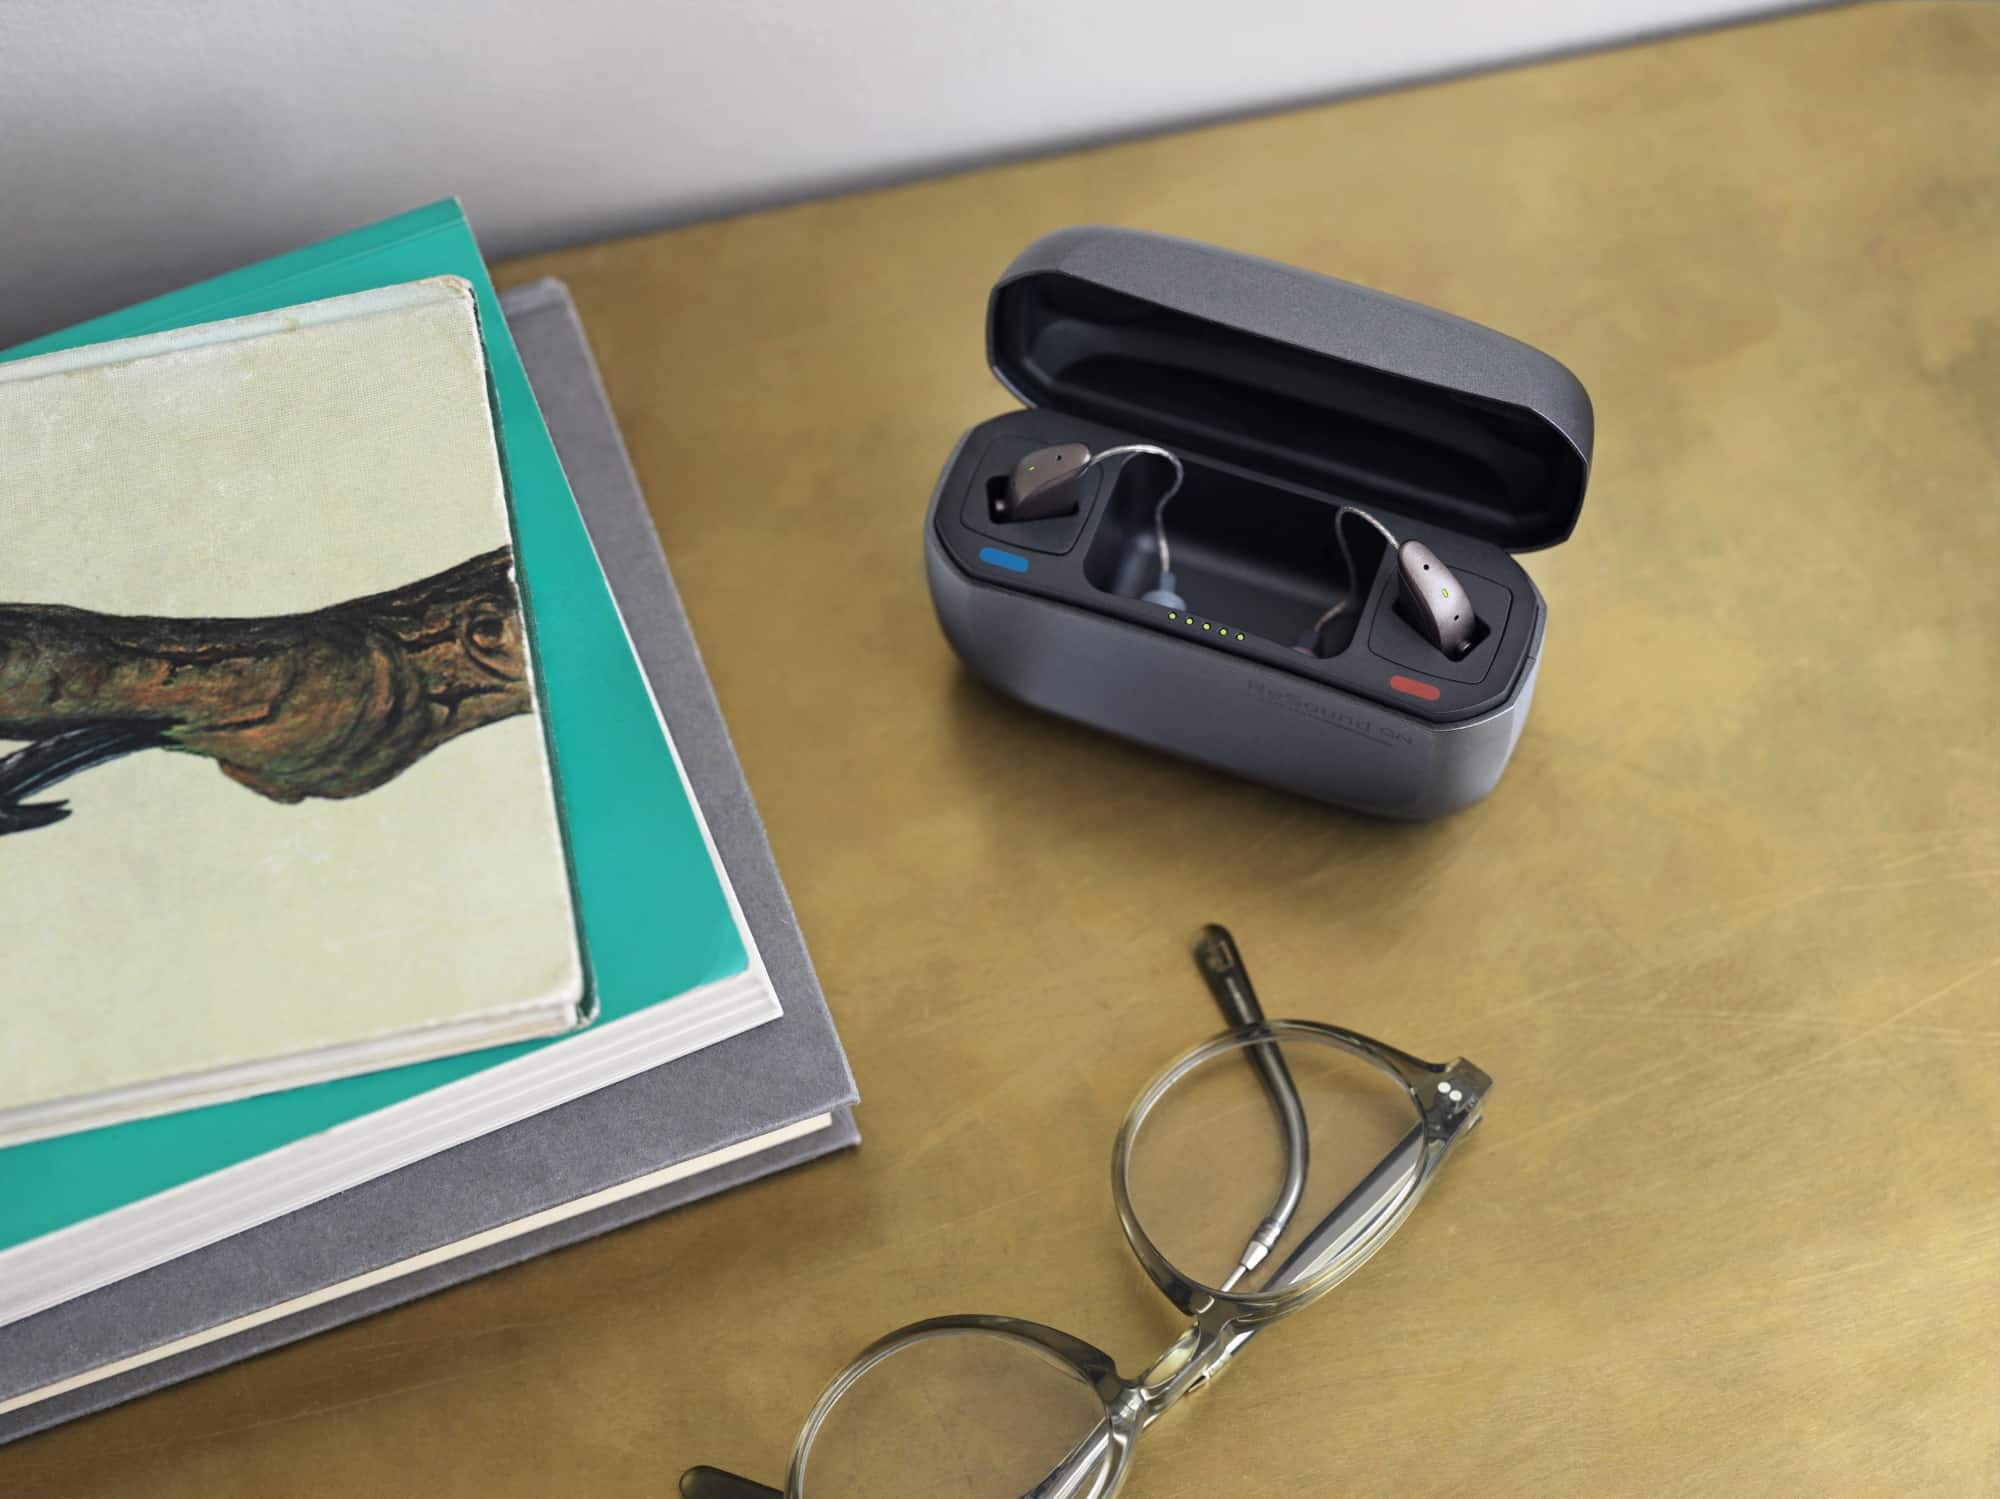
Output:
[[0, 278, 587, 1146]]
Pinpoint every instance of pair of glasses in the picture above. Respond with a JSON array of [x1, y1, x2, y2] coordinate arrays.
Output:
[[683, 924, 1492, 1499]]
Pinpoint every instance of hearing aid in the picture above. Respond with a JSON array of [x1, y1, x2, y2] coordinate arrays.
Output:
[[995, 444, 1092, 522], [1000, 442, 1188, 610], [1296, 508, 1479, 660], [1395, 540, 1476, 658]]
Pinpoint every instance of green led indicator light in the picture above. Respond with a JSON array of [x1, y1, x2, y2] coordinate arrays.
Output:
[[1236, 632, 1245, 640], [1202, 622, 1212, 631], [1167, 612, 1178, 621]]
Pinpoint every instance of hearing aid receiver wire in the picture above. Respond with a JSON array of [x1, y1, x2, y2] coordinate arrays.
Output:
[[1091, 444, 1184, 579], [1309, 505, 1400, 633]]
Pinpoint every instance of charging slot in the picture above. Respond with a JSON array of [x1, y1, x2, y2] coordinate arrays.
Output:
[[1369, 566, 1514, 684], [1081, 460, 1384, 653], [1392, 594, 1492, 658]]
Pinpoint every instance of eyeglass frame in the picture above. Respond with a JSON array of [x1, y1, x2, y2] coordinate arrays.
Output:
[[682, 924, 1492, 1499]]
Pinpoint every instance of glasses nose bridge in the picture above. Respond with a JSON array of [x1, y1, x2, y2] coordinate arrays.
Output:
[[1135, 1327, 1202, 1396], [1130, 1318, 1254, 1428]]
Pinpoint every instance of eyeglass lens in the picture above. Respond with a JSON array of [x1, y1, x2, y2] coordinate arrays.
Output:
[[794, 1330, 1111, 1499], [1123, 1032, 1422, 1296]]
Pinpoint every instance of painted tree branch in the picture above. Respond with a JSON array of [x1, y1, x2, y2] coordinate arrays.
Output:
[[0, 548, 533, 833]]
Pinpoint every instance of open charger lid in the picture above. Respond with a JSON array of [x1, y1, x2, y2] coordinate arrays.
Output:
[[987, 227, 1592, 552]]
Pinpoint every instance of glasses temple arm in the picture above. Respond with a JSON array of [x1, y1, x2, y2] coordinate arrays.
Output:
[[1265, 1122, 1425, 1292], [1193, 925, 1309, 1286]]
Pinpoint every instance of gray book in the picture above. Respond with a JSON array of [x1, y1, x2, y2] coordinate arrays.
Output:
[[0, 279, 858, 1444]]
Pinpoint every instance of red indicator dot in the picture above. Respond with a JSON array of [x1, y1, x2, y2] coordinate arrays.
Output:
[[1389, 674, 1442, 701]]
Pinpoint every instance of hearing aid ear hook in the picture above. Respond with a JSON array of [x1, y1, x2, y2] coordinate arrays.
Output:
[[1004, 443, 1187, 610], [1296, 509, 1478, 660]]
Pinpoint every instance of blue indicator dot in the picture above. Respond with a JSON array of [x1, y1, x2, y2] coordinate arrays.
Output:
[[977, 545, 1029, 574]]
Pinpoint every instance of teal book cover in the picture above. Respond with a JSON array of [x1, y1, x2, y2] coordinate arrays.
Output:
[[0, 202, 755, 1261]]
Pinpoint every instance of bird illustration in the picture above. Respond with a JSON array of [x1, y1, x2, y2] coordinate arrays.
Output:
[[0, 548, 533, 836]]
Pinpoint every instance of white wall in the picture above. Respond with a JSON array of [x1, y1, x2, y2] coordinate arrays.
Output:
[[0, 0, 1803, 348]]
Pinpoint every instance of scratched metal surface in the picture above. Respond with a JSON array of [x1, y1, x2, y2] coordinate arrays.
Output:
[[8, 4, 1998, 1494]]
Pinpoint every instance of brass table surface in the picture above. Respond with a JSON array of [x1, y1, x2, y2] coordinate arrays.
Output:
[[11, 4, 2000, 1494]]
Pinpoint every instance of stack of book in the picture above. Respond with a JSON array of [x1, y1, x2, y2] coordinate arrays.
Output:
[[0, 204, 856, 1443]]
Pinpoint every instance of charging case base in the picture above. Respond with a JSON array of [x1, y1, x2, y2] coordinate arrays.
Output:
[[926, 486, 1546, 819], [924, 228, 1590, 819]]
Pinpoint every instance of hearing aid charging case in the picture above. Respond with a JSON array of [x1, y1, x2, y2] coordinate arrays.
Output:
[[923, 227, 1592, 819]]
